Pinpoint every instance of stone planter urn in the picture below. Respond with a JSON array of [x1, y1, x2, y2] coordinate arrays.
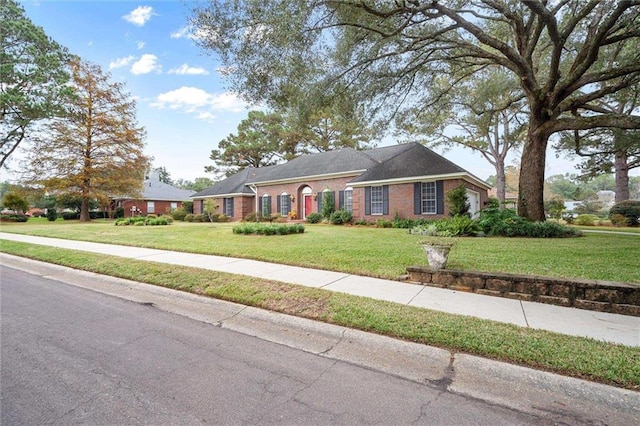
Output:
[[421, 238, 455, 270]]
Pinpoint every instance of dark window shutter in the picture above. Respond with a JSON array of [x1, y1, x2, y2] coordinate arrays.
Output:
[[222, 198, 227, 214], [382, 185, 389, 215], [414, 183, 421, 215], [258, 196, 263, 215], [339, 191, 344, 210], [317, 192, 323, 212], [436, 181, 444, 214], [277, 195, 281, 213], [365, 187, 371, 215]]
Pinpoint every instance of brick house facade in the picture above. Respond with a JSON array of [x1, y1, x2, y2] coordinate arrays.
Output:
[[114, 170, 195, 217], [192, 143, 490, 221]]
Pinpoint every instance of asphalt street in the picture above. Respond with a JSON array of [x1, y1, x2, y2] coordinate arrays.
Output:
[[1, 265, 545, 425], [1, 257, 639, 425]]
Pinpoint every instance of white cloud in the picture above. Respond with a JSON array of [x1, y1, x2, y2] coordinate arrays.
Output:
[[150, 87, 248, 118], [136, 41, 146, 50], [168, 64, 210, 75], [196, 112, 217, 123], [130, 54, 161, 75], [170, 27, 189, 39], [170, 25, 209, 41], [123, 6, 154, 26], [109, 55, 135, 70]]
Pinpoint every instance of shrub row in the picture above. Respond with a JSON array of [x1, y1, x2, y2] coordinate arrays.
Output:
[[232, 223, 305, 235], [0, 214, 29, 222], [115, 216, 172, 226], [476, 208, 581, 238], [408, 208, 581, 238]]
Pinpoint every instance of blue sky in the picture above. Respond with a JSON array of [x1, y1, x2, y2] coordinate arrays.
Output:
[[18, 0, 587, 183]]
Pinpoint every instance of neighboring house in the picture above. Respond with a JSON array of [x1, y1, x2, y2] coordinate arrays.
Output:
[[113, 170, 194, 217], [191, 143, 490, 221]]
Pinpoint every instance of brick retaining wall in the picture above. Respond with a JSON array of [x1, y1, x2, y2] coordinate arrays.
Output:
[[405, 266, 640, 317]]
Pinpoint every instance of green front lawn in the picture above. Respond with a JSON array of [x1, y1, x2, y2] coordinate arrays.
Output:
[[1, 219, 639, 283]]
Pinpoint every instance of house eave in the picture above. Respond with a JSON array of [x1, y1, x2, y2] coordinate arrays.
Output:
[[248, 170, 366, 186], [349, 172, 491, 189], [191, 192, 253, 200]]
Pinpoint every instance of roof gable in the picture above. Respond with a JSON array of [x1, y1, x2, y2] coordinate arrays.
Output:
[[349, 143, 467, 183]]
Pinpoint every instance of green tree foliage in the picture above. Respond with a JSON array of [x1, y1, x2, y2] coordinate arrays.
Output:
[[0, 0, 71, 168], [1, 191, 27, 212], [280, 82, 379, 155], [153, 167, 173, 185], [446, 184, 471, 217], [22, 58, 150, 222], [203, 199, 219, 223], [190, 1, 640, 221], [398, 69, 526, 208], [555, 39, 640, 203], [206, 111, 286, 176], [545, 196, 566, 219], [175, 177, 215, 192], [321, 191, 335, 219]]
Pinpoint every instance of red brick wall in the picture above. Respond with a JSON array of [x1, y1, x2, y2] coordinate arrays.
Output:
[[119, 200, 184, 217], [193, 177, 489, 222]]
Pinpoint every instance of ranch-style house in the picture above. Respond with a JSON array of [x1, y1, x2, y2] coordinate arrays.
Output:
[[191, 143, 491, 221]]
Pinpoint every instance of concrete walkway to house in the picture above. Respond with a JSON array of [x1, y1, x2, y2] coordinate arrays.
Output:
[[1, 232, 638, 347]]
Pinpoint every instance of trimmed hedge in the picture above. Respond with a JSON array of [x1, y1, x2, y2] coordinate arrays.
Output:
[[232, 223, 305, 235]]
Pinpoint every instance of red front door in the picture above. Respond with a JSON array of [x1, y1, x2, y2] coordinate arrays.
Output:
[[304, 195, 312, 219]]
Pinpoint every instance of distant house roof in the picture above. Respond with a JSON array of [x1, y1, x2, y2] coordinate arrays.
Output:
[[191, 143, 490, 198], [139, 171, 194, 201]]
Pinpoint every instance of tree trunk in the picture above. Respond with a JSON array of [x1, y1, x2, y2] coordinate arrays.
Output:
[[495, 158, 506, 210], [518, 124, 548, 221], [79, 196, 91, 222], [614, 150, 630, 203]]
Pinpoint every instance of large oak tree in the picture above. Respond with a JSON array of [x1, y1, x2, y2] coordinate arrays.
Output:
[[190, 0, 640, 221], [23, 59, 150, 221]]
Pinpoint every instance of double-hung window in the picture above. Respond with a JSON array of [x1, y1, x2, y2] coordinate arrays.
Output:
[[421, 182, 436, 214], [371, 186, 383, 215], [344, 188, 353, 213], [280, 193, 290, 216]]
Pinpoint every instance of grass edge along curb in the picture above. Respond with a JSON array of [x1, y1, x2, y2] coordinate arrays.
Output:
[[1, 239, 638, 391]]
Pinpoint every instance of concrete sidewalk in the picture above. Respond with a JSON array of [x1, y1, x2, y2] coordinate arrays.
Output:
[[1, 232, 638, 347]]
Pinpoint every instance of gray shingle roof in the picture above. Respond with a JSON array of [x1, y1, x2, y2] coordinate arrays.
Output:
[[246, 148, 376, 183], [142, 176, 194, 201], [349, 143, 466, 183], [192, 143, 488, 198]]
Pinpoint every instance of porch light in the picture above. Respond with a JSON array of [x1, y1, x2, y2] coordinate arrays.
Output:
[[290, 194, 295, 202]]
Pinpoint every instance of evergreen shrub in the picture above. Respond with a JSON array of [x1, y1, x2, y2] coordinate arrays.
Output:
[[609, 200, 640, 226]]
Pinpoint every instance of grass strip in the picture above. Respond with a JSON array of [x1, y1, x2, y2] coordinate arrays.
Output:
[[2, 220, 639, 283], [2, 239, 638, 391]]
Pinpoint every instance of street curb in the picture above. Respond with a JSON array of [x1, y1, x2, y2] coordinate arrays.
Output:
[[2, 253, 639, 425]]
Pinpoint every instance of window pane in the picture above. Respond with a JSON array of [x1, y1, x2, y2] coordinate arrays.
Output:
[[344, 189, 353, 213], [280, 195, 289, 216], [225, 198, 233, 217], [262, 196, 270, 216], [147, 201, 155, 213], [371, 186, 383, 215], [421, 182, 436, 214]]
